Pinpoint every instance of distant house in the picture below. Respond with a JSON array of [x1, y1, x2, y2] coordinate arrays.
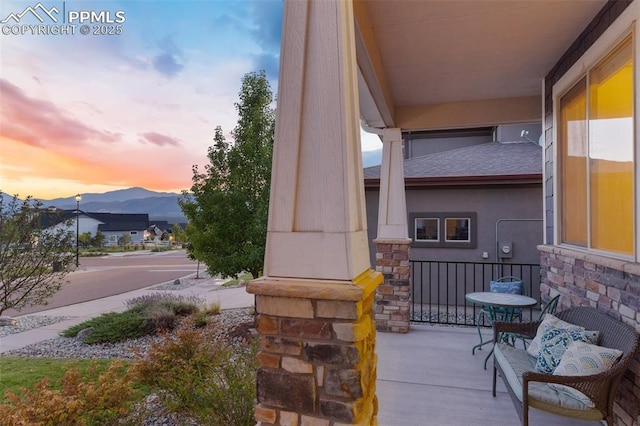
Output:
[[45, 210, 149, 247], [147, 220, 172, 242], [364, 137, 543, 266], [95, 214, 149, 246]]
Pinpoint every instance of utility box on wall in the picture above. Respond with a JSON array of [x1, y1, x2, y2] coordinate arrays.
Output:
[[498, 241, 513, 258]]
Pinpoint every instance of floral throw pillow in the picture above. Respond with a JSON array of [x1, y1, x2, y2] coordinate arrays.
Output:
[[526, 314, 585, 358], [549, 341, 623, 407], [534, 328, 600, 373]]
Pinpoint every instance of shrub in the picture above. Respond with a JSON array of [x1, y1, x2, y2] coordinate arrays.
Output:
[[132, 319, 258, 426], [0, 361, 140, 425], [62, 293, 205, 344], [203, 300, 221, 316], [62, 311, 150, 344], [145, 304, 178, 332], [125, 292, 203, 314]]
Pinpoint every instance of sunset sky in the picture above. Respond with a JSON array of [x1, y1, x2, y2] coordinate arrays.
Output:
[[0, 0, 382, 200]]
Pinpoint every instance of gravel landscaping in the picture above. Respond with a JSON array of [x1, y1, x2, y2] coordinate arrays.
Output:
[[1, 308, 254, 359], [0, 315, 74, 338], [1, 308, 256, 426]]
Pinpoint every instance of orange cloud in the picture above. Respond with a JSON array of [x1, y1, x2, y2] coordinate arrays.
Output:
[[0, 79, 199, 198], [1, 135, 194, 199], [0, 79, 121, 150]]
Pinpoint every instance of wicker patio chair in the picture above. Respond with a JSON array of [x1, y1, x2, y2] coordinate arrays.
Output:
[[492, 306, 640, 426]]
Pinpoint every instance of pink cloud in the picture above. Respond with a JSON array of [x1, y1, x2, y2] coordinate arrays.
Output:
[[0, 79, 121, 148], [139, 132, 181, 147]]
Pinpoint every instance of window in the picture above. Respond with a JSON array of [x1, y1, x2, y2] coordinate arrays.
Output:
[[409, 212, 476, 248], [415, 218, 439, 241], [558, 35, 634, 256], [445, 218, 470, 242]]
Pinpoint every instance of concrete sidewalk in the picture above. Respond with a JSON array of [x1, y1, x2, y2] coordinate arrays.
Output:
[[0, 274, 255, 354]]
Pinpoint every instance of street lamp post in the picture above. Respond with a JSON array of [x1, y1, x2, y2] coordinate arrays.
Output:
[[75, 194, 82, 267]]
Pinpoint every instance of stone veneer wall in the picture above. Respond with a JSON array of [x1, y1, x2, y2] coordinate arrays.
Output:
[[539, 245, 640, 426], [249, 271, 381, 426], [374, 241, 410, 333]]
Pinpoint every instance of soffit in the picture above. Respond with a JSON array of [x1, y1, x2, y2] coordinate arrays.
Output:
[[358, 0, 607, 121]]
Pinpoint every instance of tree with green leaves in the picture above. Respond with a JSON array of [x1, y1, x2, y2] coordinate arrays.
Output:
[[92, 231, 105, 248], [0, 194, 75, 315], [180, 70, 275, 279], [118, 233, 132, 248], [78, 232, 92, 248], [171, 224, 187, 245]]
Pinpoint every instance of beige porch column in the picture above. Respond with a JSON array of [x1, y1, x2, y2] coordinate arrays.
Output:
[[372, 128, 412, 333], [246, 0, 382, 425]]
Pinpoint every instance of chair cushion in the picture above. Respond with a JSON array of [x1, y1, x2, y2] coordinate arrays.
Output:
[[526, 314, 586, 358], [494, 344, 604, 420], [549, 342, 623, 407], [534, 328, 599, 373]]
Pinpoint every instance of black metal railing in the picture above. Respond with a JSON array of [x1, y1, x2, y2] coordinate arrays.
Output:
[[410, 261, 541, 326]]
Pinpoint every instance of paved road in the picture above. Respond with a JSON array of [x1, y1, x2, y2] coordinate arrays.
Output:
[[5, 250, 202, 316]]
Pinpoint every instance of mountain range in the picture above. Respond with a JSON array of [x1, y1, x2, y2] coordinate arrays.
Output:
[[362, 148, 382, 168], [1, 187, 187, 224], [0, 150, 382, 223]]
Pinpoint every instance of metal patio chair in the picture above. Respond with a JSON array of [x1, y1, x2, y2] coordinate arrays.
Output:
[[475, 276, 524, 350]]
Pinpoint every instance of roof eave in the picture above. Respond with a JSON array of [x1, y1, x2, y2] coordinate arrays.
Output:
[[364, 173, 542, 188]]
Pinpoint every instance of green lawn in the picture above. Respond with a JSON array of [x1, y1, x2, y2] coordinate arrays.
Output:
[[222, 272, 253, 287], [0, 357, 117, 402]]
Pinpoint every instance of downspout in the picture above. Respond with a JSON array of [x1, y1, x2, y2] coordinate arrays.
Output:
[[360, 119, 383, 136]]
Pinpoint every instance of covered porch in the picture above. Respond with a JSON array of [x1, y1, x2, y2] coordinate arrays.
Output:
[[376, 325, 603, 426], [248, 0, 639, 425]]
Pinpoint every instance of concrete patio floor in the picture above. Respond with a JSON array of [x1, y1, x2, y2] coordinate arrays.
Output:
[[375, 324, 605, 426]]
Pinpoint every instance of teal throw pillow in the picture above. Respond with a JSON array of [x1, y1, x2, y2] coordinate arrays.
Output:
[[535, 328, 600, 373], [526, 314, 585, 357]]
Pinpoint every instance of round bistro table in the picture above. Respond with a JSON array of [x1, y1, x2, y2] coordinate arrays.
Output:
[[465, 292, 538, 369]]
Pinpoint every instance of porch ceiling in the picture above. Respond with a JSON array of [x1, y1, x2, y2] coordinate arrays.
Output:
[[355, 0, 607, 130]]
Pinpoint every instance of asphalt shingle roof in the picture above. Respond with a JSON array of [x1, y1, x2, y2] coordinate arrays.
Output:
[[363, 141, 541, 179], [98, 221, 148, 232]]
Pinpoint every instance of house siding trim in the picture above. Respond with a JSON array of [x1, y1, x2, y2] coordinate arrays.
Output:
[[543, 0, 634, 244], [541, 2, 639, 424], [551, 7, 637, 261]]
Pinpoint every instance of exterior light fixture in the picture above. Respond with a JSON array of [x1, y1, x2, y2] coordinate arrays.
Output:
[[75, 194, 82, 267]]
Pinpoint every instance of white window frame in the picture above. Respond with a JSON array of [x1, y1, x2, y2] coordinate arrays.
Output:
[[444, 217, 471, 243], [409, 212, 477, 248], [552, 4, 639, 261]]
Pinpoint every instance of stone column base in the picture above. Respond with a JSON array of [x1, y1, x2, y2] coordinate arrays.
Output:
[[374, 239, 411, 333], [246, 269, 382, 426]]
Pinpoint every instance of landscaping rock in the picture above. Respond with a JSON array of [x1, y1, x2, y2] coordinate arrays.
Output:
[[0, 316, 18, 326], [76, 327, 94, 342]]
